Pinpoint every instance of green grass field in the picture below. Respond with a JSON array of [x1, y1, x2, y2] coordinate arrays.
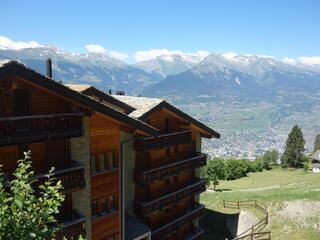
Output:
[[200, 168, 320, 240]]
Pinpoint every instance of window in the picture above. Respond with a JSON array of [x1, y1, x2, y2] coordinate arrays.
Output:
[[99, 153, 106, 169], [166, 148, 170, 157], [90, 151, 116, 174], [108, 195, 115, 210], [91, 195, 118, 218], [100, 197, 107, 213], [107, 151, 115, 169], [164, 118, 171, 133], [91, 200, 98, 217], [90, 156, 97, 172], [174, 144, 179, 154]]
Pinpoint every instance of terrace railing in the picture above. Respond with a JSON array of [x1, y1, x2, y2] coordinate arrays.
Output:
[[134, 130, 192, 152], [134, 178, 206, 217], [134, 153, 207, 185], [0, 112, 84, 146], [33, 161, 85, 193], [55, 209, 86, 240], [151, 203, 205, 239]]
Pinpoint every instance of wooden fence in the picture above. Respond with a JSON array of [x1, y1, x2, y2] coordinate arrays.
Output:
[[223, 200, 271, 240]]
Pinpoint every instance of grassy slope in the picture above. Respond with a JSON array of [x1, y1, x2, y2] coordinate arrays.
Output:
[[200, 168, 320, 240]]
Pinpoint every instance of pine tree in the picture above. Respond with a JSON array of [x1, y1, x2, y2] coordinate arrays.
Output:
[[281, 125, 305, 168], [314, 134, 320, 152]]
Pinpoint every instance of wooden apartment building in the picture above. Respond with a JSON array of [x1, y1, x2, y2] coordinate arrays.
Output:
[[0, 61, 220, 240]]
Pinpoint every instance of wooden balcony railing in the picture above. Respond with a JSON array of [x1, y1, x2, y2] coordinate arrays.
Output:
[[135, 130, 192, 152], [55, 209, 86, 240], [185, 226, 205, 240], [134, 153, 207, 185], [33, 161, 85, 193], [0, 112, 84, 146], [151, 203, 205, 240], [134, 178, 206, 217]]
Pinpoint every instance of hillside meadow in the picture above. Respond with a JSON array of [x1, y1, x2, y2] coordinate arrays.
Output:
[[200, 168, 320, 240]]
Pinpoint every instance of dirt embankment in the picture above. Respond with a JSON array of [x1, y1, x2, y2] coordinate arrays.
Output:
[[277, 200, 320, 230]]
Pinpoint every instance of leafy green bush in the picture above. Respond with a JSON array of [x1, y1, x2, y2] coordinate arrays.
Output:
[[0, 151, 64, 240]]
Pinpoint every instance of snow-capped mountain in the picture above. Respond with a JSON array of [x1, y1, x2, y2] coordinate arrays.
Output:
[[144, 53, 320, 96], [0, 46, 162, 94], [1, 46, 320, 98], [134, 54, 198, 77]]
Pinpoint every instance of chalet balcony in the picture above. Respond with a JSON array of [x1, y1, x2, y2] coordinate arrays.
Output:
[[33, 161, 85, 193], [185, 226, 205, 240], [151, 203, 205, 240], [135, 130, 192, 152], [0, 112, 84, 146], [55, 209, 86, 240], [134, 153, 207, 185], [134, 178, 206, 217]]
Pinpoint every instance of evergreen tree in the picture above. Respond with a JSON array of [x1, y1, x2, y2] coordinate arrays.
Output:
[[281, 125, 305, 167], [314, 134, 320, 152]]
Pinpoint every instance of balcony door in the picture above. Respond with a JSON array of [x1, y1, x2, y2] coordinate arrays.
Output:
[[45, 139, 69, 171], [13, 89, 31, 116]]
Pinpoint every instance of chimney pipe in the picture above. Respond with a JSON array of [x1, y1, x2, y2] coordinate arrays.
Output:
[[46, 58, 52, 78]]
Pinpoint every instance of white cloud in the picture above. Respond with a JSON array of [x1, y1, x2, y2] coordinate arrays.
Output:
[[0, 36, 42, 50], [133, 48, 209, 63], [133, 49, 182, 62], [283, 57, 296, 65], [109, 51, 129, 60], [297, 56, 320, 65], [222, 52, 238, 60], [85, 44, 106, 54]]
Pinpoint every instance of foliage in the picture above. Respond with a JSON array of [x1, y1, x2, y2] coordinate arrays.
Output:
[[313, 134, 320, 152], [0, 151, 65, 240], [281, 125, 305, 168], [262, 149, 279, 169], [224, 159, 251, 180], [205, 158, 225, 190]]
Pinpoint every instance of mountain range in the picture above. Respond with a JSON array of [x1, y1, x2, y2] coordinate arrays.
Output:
[[1, 46, 320, 157], [1, 46, 319, 98]]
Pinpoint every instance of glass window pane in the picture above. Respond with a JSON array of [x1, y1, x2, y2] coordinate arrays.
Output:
[[90, 156, 96, 172], [101, 197, 107, 212], [109, 195, 115, 210], [91, 200, 98, 216], [107, 151, 114, 169], [99, 153, 106, 169]]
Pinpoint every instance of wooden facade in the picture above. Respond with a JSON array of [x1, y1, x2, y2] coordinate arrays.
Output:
[[133, 108, 207, 240], [0, 62, 218, 240], [89, 113, 121, 240], [0, 76, 86, 239]]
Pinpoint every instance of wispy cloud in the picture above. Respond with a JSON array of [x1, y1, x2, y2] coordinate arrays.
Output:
[[133, 48, 209, 63], [85, 44, 106, 54], [283, 57, 296, 64], [0, 36, 42, 50], [109, 51, 129, 60], [297, 56, 320, 65]]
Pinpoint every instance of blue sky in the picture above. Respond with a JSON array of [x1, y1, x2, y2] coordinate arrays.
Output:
[[0, 0, 319, 63]]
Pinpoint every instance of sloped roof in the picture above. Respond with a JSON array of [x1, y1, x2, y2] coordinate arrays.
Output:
[[65, 84, 91, 92], [114, 95, 220, 138], [66, 84, 135, 113], [311, 149, 320, 161], [114, 95, 163, 118], [0, 61, 159, 136]]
